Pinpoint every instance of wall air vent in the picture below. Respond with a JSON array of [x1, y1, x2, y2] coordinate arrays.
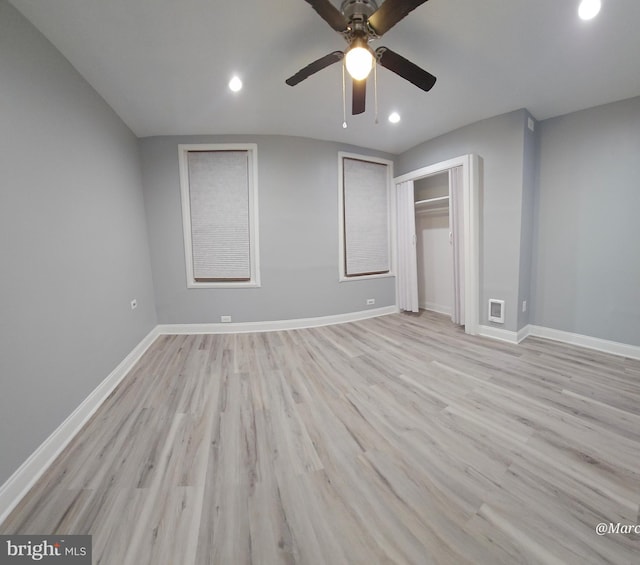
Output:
[[488, 299, 505, 324]]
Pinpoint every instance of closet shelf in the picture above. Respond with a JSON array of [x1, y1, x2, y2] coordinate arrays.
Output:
[[415, 195, 449, 207]]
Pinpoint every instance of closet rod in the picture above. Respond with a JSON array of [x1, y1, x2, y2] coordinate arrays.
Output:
[[415, 195, 449, 206]]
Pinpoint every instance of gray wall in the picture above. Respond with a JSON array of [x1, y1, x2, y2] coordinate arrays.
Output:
[[531, 96, 640, 346], [0, 1, 156, 484], [396, 109, 530, 331], [140, 135, 396, 324], [517, 113, 537, 329]]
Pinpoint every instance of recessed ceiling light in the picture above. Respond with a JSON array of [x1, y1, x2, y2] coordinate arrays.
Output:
[[228, 76, 243, 92], [388, 112, 401, 124], [578, 0, 601, 20]]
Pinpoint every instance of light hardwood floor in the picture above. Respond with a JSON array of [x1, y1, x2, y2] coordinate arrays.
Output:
[[2, 311, 640, 564]]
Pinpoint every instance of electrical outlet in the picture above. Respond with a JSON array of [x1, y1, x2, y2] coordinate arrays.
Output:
[[366, 298, 375, 305], [130, 299, 137, 310], [220, 315, 232, 323], [522, 300, 527, 313]]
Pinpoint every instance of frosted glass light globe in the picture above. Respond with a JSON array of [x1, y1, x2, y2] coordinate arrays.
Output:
[[345, 46, 373, 81]]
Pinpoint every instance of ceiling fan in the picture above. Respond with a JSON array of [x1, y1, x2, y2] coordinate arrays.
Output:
[[286, 0, 437, 116]]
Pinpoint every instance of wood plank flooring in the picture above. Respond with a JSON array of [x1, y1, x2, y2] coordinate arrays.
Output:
[[2, 311, 640, 564]]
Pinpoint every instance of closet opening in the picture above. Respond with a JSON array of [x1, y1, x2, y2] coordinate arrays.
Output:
[[414, 172, 453, 317], [394, 155, 480, 336]]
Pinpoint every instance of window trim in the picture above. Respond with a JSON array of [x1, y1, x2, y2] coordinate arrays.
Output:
[[338, 151, 395, 282], [178, 143, 260, 288]]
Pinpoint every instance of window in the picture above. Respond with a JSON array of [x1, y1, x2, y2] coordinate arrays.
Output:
[[178, 144, 260, 288], [338, 152, 394, 280]]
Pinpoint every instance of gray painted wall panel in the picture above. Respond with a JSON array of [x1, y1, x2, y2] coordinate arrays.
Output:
[[0, 1, 156, 484], [517, 113, 537, 329], [140, 135, 396, 324], [532, 97, 640, 346]]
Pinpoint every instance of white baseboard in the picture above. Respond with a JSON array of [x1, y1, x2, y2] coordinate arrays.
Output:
[[480, 323, 640, 360], [526, 325, 640, 360], [420, 302, 452, 316], [156, 305, 399, 335], [478, 324, 520, 344], [517, 325, 531, 344], [0, 327, 160, 525]]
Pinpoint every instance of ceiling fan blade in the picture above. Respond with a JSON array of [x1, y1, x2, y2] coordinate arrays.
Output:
[[303, 0, 349, 32], [368, 0, 430, 36], [376, 47, 436, 91], [352, 79, 366, 115], [286, 51, 344, 86]]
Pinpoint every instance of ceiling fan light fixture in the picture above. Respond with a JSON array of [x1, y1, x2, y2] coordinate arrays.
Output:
[[286, 0, 438, 119], [345, 38, 374, 81]]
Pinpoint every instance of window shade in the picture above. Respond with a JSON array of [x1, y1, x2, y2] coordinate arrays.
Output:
[[343, 157, 390, 276], [187, 150, 250, 280]]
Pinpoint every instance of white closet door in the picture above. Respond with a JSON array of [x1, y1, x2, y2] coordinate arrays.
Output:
[[449, 166, 465, 325], [396, 180, 419, 312]]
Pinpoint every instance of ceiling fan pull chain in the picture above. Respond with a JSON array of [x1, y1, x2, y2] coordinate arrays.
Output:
[[374, 59, 379, 124], [342, 62, 348, 128]]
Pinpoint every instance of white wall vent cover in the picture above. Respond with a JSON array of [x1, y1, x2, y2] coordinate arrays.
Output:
[[488, 299, 505, 324]]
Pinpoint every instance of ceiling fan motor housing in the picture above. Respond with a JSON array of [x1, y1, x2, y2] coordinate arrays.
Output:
[[341, 0, 378, 19], [341, 0, 378, 38]]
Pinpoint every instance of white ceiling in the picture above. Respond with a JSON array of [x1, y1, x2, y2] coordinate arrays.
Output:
[[10, 0, 640, 154]]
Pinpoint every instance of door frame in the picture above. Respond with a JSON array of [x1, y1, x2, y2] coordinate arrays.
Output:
[[394, 154, 480, 335]]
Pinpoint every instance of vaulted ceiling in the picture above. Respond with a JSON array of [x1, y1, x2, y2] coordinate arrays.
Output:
[[9, 0, 640, 153]]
